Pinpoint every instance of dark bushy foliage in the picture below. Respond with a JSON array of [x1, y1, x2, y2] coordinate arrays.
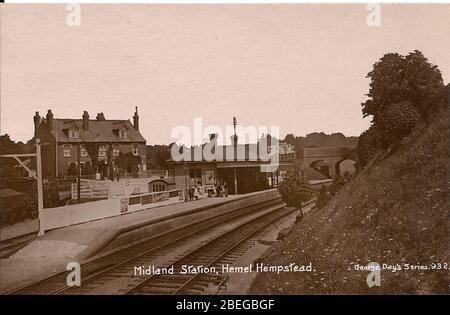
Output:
[[81, 161, 94, 175], [358, 50, 444, 169], [116, 152, 142, 174], [329, 176, 345, 196], [67, 163, 77, 176], [362, 50, 443, 121], [278, 169, 313, 218], [357, 125, 382, 167], [376, 101, 420, 146]]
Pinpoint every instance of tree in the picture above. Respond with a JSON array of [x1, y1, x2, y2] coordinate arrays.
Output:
[[0, 134, 34, 178], [84, 143, 99, 174], [146, 144, 172, 170], [284, 134, 295, 146], [67, 163, 77, 176], [116, 152, 141, 175], [329, 175, 345, 196], [81, 161, 94, 176], [278, 168, 313, 219], [362, 50, 443, 121], [357, 50, 443, 168]]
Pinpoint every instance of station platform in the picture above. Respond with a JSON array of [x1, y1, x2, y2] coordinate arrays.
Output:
[[0, 191, 275, 293]]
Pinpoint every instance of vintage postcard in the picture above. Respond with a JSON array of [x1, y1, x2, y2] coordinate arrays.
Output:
[[0, 0, 448, 307]]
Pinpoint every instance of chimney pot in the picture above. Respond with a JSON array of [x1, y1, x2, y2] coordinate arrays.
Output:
[[46, 109, 54, 130], [83, 111, 90, 130], [33, 111, 41, 137], [96, 112, 105, 121], [133, 106, 139, 131]]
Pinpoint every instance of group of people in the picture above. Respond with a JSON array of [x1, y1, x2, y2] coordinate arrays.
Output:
[[187, 181, 229, 201], [208, 181, 228, 198], [187, 186, 201, 201]]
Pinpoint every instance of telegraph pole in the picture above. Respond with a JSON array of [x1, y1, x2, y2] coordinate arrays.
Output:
[[36, 138, 45, 236]]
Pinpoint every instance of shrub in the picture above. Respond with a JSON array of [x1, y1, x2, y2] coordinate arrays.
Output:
[[81, 161, 94, 175], [329, 176, 345, 196], [377, 101, 420, 146], [66, 163, 77, 176], [357, 125, 382, 167], [278, 169, 313, 218]]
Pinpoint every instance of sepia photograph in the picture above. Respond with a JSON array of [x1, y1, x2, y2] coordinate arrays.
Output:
[[0, 0, 448, 306]]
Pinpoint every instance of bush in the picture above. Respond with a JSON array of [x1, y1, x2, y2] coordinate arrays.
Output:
[[81, 161, 94, 175], [357, 125, 382, 167], [329, 176, 345, 196], [66, 163, 77, 176], [376, 101, 420, 146], [278, 169, 313, 218]]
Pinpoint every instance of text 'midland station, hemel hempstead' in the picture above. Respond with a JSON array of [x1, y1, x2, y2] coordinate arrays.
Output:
[[134, 262, 314, 276]]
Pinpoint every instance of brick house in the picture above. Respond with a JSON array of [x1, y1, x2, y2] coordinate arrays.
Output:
[[33, 107, 147, 178]]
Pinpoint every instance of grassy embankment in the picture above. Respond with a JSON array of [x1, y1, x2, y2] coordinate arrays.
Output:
[[250, 88, 448, 294]]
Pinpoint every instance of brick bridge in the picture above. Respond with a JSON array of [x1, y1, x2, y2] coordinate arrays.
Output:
[[302, 146, 357, 178]]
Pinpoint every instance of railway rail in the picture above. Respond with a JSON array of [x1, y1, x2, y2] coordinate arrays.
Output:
[[6, 197, 285, 295], [6, 192, 318, 295], [126, 206, 297, 295]]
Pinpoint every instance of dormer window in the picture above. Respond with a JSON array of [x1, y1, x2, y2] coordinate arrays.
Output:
[[113, 124, 129, 139], [119, 128, 127, 139], [68, 127, 79, 139]]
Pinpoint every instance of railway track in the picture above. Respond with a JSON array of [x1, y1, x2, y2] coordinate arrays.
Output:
[[6, 197, 286, 295], [0, 233, 36, 259], [127, 206, 297, 295]]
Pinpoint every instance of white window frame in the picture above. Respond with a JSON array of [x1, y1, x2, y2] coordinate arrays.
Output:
[[132, 144, 139, 156], [98, 145, 108, 157], [63, 144, 72, 158], [119, 128, 127, 139], [113, 145, 120, 157], [69, 128, 79, 139]]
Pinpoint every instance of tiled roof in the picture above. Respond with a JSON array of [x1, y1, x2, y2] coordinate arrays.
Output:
[[48, 119, 146, 143]]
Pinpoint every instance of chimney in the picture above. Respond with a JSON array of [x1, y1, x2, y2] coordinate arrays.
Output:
[[46, 109, 53, 131], [83, 111, 89, 130], [96, 112, 105, 121], [231, 116, 238, 147], [33, 111, 41, 137], [133, 106, 139, 131]]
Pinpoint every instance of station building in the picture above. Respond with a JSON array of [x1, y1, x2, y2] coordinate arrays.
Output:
[[167, 134, 297, 195]]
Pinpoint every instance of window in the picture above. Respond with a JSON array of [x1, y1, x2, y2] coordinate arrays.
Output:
[[81, 146, 88, 157], [63, 144, 71, 158], [113, 145, 120, 157], [98, 145, 107, 157], [152, 184, 166, 192], [132, 144, 139, 156], [119, 128, 127, 139], [69, 128, 79, 139]]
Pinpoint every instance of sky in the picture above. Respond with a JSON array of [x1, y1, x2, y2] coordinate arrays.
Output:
[[1, 4, 449, 145]]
